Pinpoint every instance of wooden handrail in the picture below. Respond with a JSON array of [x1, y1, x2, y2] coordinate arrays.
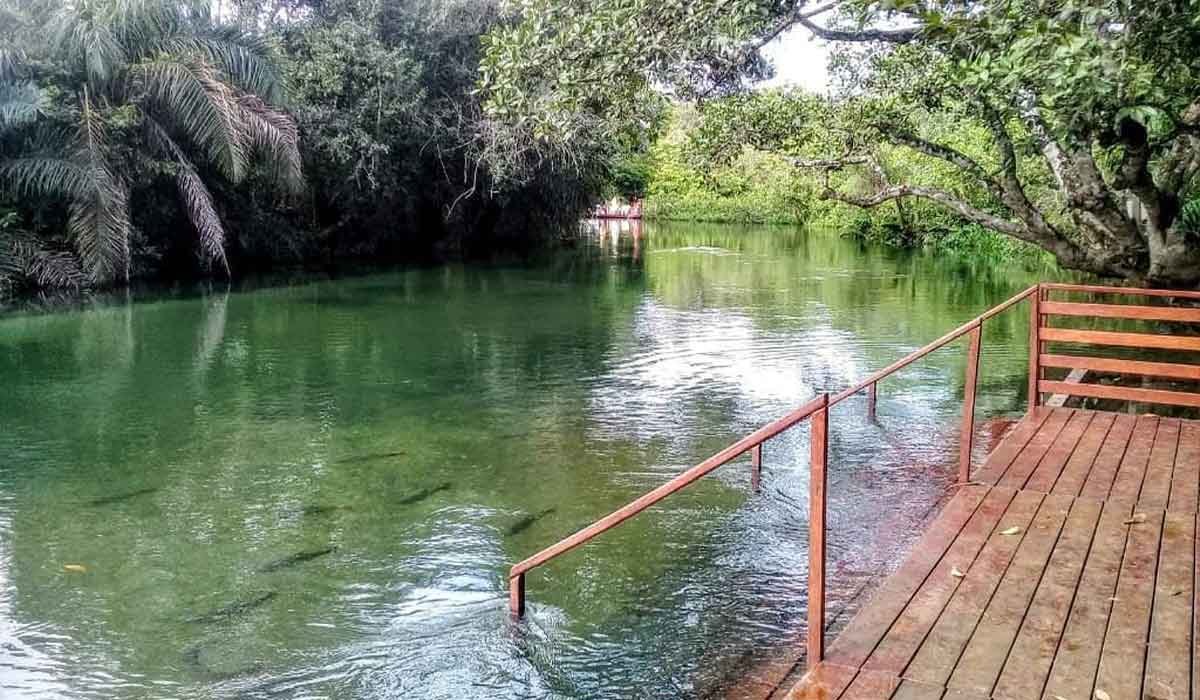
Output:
[[508, 283, 1047, 668]]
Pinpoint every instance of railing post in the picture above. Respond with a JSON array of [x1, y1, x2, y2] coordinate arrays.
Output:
[[510, 571, 525, 619], [1028, 284, 1043, 411], [867, 382, 877, 421], [808, 393, 829, 666], [959, 323, 982, 483], [751, 443, 763, 492]]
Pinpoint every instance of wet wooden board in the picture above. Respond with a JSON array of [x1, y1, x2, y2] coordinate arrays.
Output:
[[990, 498, 1102, 700], [778, 409, 1200, 700], [995, 409, 1074, 489], [1077, 414, 1137, 501], [944, 495, 1072, 697], [1022, 410, 1095, 492], [900, 491, 1045, 688], [1039, 500, 1132, 700], [1049, 411, 1115, 497]]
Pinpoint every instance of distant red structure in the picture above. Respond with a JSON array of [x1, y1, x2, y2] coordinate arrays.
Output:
[[592, 198, 642, 219]]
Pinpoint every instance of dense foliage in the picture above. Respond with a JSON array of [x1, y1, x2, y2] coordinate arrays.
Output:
[[0, 0, 609, 298], [641, 91, 1053, 264], [481, 0, 1200, 285]]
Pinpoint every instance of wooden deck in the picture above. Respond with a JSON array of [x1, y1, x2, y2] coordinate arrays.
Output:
[[784, 406, 1200, 700]]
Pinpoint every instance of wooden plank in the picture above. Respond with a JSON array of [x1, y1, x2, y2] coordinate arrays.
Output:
[[1078, 415, 1137, 502], [973, 409, 1055, 486], [1043, 282, 1200, 300], [839, 667, 901, 700], [1041, 353, 1200, 381], [1169, 421, 1200, 514], [863, 487, 1019, 674], [1051, 412, 1116, 498], [1041, 300, 1200, 322], [1023, 410, 1096, 492], [1038, 379, 1200, 409], [824, 486, 989, 672], [1139, 418, 1180, 511], [945, 494, 1073, 697], [1044, 368, 1087, 408], [901, 490, 1045, 688], [996, 409, 1074, 489], [890, 680, 947, 700], [1041, 501, 1133, 700], [991, 498, 1103, 700], [1094, 510, 1164, 700], [783, 662, 858, 700], [1108, 415, 1159, 507], [1040, 326, 1200, 352], [1144, 511, 1194, 700]]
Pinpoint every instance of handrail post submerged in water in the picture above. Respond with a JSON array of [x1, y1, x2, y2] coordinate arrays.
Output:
[[507, 285, 1045, 631], [808, 393, 830, 664], [751, 443, 763, 492]]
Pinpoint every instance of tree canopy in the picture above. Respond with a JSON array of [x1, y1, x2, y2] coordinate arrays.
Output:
[[481, 0, 1200, 285]]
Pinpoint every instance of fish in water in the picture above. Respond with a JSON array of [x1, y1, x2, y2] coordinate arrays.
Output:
[[257, 547, 337, 573], [182, 644, 265, 680], [186, 591, 276, 624], [506, 508, 556, 536], [89, 487, 158, 506], [397, 482, 451, 506], [299, 504, 350, 517], [335, 451, 407, 465]]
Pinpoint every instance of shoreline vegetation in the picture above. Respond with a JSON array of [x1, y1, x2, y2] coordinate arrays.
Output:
[[6, 1, 1199, 303], [630, 100, 1056, 270]]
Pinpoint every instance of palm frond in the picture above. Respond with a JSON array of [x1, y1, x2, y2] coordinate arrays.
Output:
[[0, 147, 132, 283], [0, 80, 44, 131], [144, 114, 230, 275], [0, 233, 88, 291], [49, 6, 126, 85], [236, 93, 303, 191], [131, 56, 246, 181], [68, 173, 131, 283], [0, 47, 25, 82], [0, 155, 94, 200], [162, 31, 286, 105], [176, 162, 229, 274]]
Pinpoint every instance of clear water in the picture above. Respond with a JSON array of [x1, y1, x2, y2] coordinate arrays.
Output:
[[0, 222, 1060, 699]]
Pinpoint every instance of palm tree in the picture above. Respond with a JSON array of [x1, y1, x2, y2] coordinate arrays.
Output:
[[0, 0, 302, 289]]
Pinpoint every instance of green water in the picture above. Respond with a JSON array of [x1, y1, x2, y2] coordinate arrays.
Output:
[[0, 222, 1058, 699]]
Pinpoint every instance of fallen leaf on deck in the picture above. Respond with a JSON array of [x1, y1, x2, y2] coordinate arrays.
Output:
[[1123, 513, 1147, 525], [1000, 526, 1021, 536], [951, 566, 965, 578], [1095, 689, 1111, 700], [63, 564, 87, 573]]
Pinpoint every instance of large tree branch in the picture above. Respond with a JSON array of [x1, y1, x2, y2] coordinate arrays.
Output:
[[1111, 117, 1179, 235], [796, 14, 919, 43], [1018, 95, 1142, 250]]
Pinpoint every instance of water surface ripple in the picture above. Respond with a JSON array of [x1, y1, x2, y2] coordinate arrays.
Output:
[[0, 222, 1058, 698]]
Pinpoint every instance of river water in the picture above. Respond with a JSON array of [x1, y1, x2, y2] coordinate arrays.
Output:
[[0, 222, 1058, 699]]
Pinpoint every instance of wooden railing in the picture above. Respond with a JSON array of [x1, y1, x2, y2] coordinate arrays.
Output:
[[1034, 283, 1200, 409], [507, 282, 1200, 667]]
